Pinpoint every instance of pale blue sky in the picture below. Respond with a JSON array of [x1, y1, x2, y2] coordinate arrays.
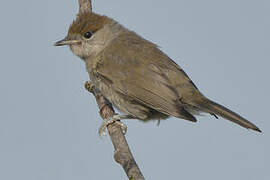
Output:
[[0, 0, 269, 179]]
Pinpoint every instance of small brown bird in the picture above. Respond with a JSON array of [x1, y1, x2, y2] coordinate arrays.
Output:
[[55, 1, 261, 133]]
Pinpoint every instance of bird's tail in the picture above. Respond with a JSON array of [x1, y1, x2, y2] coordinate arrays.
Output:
[[197, 98, 261, 132]]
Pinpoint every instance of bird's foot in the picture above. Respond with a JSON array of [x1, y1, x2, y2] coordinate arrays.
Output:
[[98, 114, 128, 137]]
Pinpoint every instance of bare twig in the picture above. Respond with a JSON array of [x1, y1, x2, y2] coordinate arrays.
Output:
[[85, 81, 145, 180], [78, 0, 92, 13], [79, 1, 144, 179]]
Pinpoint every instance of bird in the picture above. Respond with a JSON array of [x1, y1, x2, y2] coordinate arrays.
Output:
[[55, 1, 261, 134]]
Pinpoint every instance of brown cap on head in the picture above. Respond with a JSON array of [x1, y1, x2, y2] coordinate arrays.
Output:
[[68, 12, 110, 37]]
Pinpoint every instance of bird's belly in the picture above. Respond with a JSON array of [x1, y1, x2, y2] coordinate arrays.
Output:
[[95, 80, 168, 121]]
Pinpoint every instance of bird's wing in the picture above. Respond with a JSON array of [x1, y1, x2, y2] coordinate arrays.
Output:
[[95, 32, 197, 122]]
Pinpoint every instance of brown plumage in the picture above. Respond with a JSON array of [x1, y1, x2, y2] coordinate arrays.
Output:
[[68, 13, 109, 37], [55, 9, 261, 132]]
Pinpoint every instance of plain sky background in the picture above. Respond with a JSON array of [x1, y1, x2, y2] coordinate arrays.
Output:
[[0, 0, 269, 179]]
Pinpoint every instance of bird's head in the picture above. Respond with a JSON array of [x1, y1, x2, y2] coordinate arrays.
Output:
[[55, 12, 111, 59]]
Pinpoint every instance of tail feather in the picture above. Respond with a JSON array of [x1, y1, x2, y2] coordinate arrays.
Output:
[[198, 99, 261, 132]]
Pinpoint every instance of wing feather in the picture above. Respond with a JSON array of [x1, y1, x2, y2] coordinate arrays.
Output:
[[95, 31, 197, 122]]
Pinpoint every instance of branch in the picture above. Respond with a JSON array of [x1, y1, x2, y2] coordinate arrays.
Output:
[[85, 81, 145, 180], [78, 0, 92, 13]]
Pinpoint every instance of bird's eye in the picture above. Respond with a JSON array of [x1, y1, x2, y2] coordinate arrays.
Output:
[[84, 32, 92, 39]]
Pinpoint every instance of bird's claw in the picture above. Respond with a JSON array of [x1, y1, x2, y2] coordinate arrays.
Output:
[[98, 115, 127, 137]]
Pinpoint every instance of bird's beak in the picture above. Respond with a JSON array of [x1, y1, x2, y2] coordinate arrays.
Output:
[[54, 37, 80, 46]]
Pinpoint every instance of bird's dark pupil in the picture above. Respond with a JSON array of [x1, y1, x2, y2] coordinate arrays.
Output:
[[84, 32, 92, 39]]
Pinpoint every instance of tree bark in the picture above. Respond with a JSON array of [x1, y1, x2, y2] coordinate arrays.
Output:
[[78, 0, 92, 13], [85, 81, 145, 180]]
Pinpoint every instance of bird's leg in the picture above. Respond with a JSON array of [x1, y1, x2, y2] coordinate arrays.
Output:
[[113, 114, 136, 120], [99, 114, 135, 137], [84, 81, 135, 137]]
